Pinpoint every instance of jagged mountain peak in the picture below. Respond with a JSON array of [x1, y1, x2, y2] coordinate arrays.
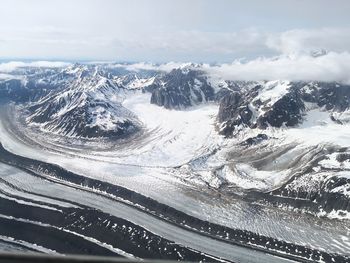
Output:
[[217, 80, 350, 136], [150, 68, 215, 109], [25, 85, 140, 138], [23, 66, 140, 139]]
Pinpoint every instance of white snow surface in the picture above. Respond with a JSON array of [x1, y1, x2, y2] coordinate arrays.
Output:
[[25, 73, 139, 136], [254, 80, 291, 107], [126, 77, 155, 89], [120, 93, 223, 167], [1, 72, 350, 256], [2, 80, 350, 194]]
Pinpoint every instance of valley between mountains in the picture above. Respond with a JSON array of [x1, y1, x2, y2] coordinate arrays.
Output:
[[0, 63, 350, 262]]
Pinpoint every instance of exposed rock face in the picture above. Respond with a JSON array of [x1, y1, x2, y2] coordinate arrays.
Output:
[[25, 66, 141, 139], [214, 80, 350, 218], [217, 91, 252, 136], [0, 64, 166, 139], [27, 94, 139, 138], [270, 160, 350, 217], [0, 79, 31, 102], [150, 69, 215, 109], [217, 81, 350, 137], [240, 134, 269, 146], [0, 68, 70, 102], [256, 91, 305, 129], [301, 82, 350, 111], [213, 81, 257, 102]]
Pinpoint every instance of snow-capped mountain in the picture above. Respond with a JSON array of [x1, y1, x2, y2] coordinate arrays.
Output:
[[210, 80, 350, 218], [1, 62, 350, 221], [24, 65, 141, 138], [150, 68, 215, 109], [2, 62, 350, 262], [0, 67, 65, 102], [217, 80, 350, 136], [114, 73, 156, 90]]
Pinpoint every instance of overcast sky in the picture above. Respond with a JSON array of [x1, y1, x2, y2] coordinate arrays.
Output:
[[1, 0, 350, 62]]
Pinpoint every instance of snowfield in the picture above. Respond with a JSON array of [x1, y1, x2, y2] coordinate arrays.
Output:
[[1, 77, 350, 259], [1, 113, 350, 257], [255, 80, 291, 107], [2, 88, 350, 194], [121, 93, 223, 167]]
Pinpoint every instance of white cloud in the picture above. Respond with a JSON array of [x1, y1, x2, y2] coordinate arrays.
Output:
[[0, 61, 71, 72], [2, 53, 350, 85], [2, 26, 350, 63], [1, 1, 350, 61], [109, 51, 350, 84], [203, 52, 350, 84], [267, 28, 350, 55]]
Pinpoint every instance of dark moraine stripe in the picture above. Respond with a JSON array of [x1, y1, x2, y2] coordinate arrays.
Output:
[[0, 195, 224, 262], [0, 215, 118, 256], [0, 143, 349, 263]]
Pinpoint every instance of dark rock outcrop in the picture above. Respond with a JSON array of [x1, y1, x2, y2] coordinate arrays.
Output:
[[217, 91, 253, 136], [24, 66, 141, 139], [26, 95, 139, 138], [256, 91, 305, 129], [301, 82, 350, 111], [150, 69, 215, 109], [217, 81, 350, 137], [240, 134, 269, 146]]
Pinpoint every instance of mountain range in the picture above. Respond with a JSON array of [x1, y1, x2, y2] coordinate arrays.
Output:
[[1, 62, 350, 229]]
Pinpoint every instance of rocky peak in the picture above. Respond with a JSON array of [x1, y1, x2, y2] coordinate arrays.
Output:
[[150, 68, 215, 109]]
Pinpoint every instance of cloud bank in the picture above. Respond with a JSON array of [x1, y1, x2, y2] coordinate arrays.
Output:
[[203, 52, 350, 83], [267, 28, 350, 55], [1, 0, 350, 61], [109, 52, 350, 84], [1, 52, 350, 84], [0, 61, 71, 72], [2, 26, 350, 62]]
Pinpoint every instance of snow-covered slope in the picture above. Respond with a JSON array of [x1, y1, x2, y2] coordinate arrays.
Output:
[[2, 62, 350, 221], [217, 80, 306, 136], [0, 66, 69, 102], [209, 80, 350, 218], [150, 68, 215, 109], [24, 65, 141, 138]]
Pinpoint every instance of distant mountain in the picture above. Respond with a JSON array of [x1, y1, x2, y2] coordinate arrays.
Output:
[[0, 67, 67, 102]]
